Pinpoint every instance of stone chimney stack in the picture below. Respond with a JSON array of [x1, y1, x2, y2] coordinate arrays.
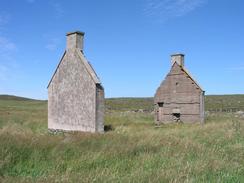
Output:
[[66, 31, 85, 51], [171, 53, 184, 67]]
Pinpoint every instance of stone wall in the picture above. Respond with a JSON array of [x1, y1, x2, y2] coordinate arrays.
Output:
[[154, 61, 204, 123], [96, 84, 105, 133]]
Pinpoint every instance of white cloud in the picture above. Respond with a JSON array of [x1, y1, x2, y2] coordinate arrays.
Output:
[[0, 13, 15, 53], [0, 65, 8, 81], [0, 12, 18, 86], [0, 37, 16, 52], [51, 2, 64, 18], [45, 38, 61, 51], [0, 13, 10, 29], [26, 0, 36, 3], [225, 66, 244, 71], [25, 0, 64, 17], [0, 15, 7, 25], [144, 0, 207, 22], [0, 36, 17, 81]]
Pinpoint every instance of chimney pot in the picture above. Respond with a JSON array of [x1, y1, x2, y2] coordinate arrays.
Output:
[[171, 53, 185, 67], [66, 31, 85, 51]]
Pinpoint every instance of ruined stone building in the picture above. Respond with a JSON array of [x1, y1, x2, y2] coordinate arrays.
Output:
[[154, 54, 204, 124], [48, 31, 104, 133]]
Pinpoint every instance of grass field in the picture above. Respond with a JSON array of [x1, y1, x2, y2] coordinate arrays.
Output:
[[0, 95, 244, 182]]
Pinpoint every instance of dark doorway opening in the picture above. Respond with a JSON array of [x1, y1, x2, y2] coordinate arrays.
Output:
[[156, 102, 164, 122], [104, 125, 113, 132], [172, 113, 181, 122], [158, 102, 164, 107]]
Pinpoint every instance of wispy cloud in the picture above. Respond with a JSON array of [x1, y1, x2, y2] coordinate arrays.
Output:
[[0, 13, 10, 30], [0, 13, 16, 54], [0, 15, 8, 25], [0, 36, 17, 81], [0, 64, 8, 81], [144, 0, 207, 22], [26, 0, 36, 3], [51, 2, 64, 18], [0, 12, 17, 81], [45, 37, 61, 51], [225, 66, 244, 72], [0, 37, 16, 53]]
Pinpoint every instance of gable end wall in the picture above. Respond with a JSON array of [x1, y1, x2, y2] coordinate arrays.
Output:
[[154, 63, 204, 123], [48, 50, 97, 132]]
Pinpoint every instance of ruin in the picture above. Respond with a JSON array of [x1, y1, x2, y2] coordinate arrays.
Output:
[[47, 31, 104, 133], [154, 53, 205, 124]]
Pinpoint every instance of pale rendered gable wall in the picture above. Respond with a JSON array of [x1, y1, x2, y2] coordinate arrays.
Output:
[[48, 31, 104, 133], [48, 50, 96, 132]]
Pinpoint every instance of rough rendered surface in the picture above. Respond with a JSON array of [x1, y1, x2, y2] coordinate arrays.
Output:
[[48, 32, 104, 133]]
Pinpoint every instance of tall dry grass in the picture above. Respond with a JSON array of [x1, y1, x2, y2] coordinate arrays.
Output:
[[0, 97, 244, 182]]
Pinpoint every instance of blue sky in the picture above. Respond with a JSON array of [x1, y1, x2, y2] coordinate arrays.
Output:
[[0, 0, 243, 99]]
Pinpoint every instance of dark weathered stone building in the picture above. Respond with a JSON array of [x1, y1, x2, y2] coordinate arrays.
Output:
[[48, 31, 104, 133], [154, 53, 204, 124]]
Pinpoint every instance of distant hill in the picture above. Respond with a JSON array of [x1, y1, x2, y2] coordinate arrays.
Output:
[[106, 97, 154, 112], [1, 94, 244, 112], [205, 94, 244, 111], [106, 95, 244, 112], [0, 95, 37, 101]]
